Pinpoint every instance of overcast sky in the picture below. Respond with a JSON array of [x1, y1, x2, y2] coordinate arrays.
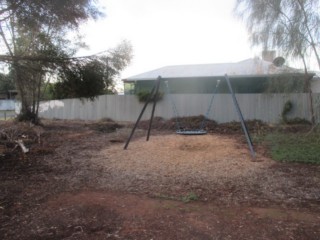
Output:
[[78, 0, 260, 78]]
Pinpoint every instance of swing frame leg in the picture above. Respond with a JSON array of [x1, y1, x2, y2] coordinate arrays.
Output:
[[147, 77, 161, 141], [124, 76, 161, 150], [225, 74, 255, 159]]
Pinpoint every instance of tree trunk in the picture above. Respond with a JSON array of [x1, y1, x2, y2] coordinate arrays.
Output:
[[301, 55, 315, 125], [35, 72, 43, 117], [13, 62, 38, 123]]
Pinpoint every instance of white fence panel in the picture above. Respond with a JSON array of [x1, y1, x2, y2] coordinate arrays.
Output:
[[0, 100, 16, 120], [0, 100, 15, 110], [38, 93, 320, 124]]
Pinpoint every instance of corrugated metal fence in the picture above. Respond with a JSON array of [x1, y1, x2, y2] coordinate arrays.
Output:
[[38, 93, 320, 124], [0, 100, 16, 120]]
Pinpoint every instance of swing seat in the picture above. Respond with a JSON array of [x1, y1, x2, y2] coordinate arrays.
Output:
[[176, 129, 207, 135]]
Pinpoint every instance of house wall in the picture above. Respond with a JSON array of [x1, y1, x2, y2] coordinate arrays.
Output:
[[311, 79, 320, 93], [125, 76, 307, 95], [38, 93, 320, 124]]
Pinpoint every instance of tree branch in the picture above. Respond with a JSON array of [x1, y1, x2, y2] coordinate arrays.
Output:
[[0, 50, 109, 63], [0, 24, 14, 57], [296, 0, 320, 69]]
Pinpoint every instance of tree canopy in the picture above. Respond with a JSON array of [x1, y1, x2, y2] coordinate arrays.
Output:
[[0, 72, 14, 93], [234, 0, 319, 124], [51, 40, 133, 99], [0, 0, 132, 122], [234, 0, 320, 69]]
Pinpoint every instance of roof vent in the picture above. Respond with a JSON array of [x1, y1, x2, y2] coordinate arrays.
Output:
[[273, 56, 285, 67]]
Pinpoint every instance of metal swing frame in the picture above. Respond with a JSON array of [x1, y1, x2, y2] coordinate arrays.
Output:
[[124, 74, 255, 159], [164, 79, 220, 135]]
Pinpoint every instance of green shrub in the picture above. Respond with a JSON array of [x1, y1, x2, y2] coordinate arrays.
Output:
[[181, 192, 199, 203], [136, 90, 163, 102], [281, 101, 311, 125], [281, 100, 292, 123]]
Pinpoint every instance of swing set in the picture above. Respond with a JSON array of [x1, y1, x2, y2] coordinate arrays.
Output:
[[164, 78, 221, 135], [124, 74, 255, 158]]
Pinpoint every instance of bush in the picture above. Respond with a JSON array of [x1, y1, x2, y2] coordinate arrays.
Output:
[[281, 100, 293, 123], [136, 90, 163, 102]]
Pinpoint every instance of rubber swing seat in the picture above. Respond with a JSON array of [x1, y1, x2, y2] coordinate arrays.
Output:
[[176, 129, 207, 135]]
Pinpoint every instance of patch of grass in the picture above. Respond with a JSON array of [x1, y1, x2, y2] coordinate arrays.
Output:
[[153, 194, 178, 201], [260, 132, 320, 164], [153, 192, 199, 203], [181, 192, 199, 203]]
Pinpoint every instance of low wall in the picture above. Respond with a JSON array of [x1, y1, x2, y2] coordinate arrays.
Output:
[[38, 93, 320, 124]]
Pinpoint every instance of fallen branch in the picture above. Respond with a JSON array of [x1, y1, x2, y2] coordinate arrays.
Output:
[[15, 140, 29, 153]]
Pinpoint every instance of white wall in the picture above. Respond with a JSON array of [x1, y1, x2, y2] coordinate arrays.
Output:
[[311, 79, 320, 93]]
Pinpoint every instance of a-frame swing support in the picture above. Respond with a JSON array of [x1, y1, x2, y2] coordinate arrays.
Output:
[[123, 76, 161, 150], [225, 74, 255, 158], [124, 74, 256, 159]]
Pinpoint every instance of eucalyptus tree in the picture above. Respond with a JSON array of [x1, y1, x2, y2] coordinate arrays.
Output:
[[0, 0, 103, 122], [235, 0, 320, 124], [234, 0, 320, 69]]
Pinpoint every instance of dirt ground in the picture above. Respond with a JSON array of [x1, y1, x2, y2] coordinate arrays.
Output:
[[0, 119, 319, 240]]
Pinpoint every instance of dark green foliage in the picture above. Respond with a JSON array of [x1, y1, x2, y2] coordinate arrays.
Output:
[[136, 90, 163, 102], [53, 60, 106, 100], [0, 73, 15, 93], [181, 192, 199, 203], [280, 101, 311, 124], [281, 100, 293, 123], [52, 41, 133, 100]]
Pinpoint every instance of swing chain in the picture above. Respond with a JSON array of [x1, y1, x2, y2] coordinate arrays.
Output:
[[164, 79, 221, 133], [164, 80, 182, 130], [200, 79, 221, 130]]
